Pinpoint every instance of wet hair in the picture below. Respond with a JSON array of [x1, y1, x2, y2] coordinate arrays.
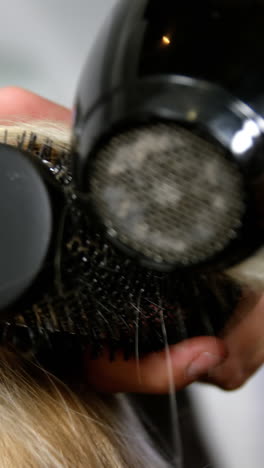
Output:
[[0, 347, 172, 468]]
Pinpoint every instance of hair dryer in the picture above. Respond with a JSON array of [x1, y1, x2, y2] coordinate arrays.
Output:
[[73, 0, 264, 273]]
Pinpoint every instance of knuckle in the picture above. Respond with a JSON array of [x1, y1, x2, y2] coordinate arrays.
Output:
[[214, 372, 246, 391]]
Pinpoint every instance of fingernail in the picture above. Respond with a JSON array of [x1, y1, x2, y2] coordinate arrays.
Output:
[[187, 352, 225, 380]]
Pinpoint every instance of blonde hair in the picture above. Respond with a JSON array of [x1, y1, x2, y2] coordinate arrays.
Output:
[[0, 121, 171, 468], [0, 348, 170, 468]]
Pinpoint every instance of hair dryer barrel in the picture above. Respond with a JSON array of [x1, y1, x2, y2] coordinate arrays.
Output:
[[73, 0, 264, 273]]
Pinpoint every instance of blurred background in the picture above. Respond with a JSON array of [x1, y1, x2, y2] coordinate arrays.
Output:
[[0, 1, 263, 466], [0, 0, 117, 106]]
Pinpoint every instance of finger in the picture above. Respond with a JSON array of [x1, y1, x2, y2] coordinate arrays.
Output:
[[0, 87, 71, 123], [207, 290, 264, 390], [84, 336, 227, 394]]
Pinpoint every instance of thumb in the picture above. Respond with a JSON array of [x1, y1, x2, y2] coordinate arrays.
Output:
[[206, 291, 264, 390], [84, 336, 227, 393]]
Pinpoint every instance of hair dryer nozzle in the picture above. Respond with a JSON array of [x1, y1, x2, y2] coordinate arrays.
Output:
[[73, 0, 264, 272]]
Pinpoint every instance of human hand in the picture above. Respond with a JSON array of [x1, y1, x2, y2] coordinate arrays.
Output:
[[86, 289, 264, 393], [204, 288, 264, 391]]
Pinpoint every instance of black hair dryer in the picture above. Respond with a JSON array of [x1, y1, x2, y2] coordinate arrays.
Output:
[[73, 0, 264, 274]]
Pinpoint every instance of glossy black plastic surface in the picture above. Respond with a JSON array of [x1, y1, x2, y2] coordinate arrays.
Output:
[[75, 0, 264, 122], [0, 145, 52, 311], [139, 1, 264, 99]]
